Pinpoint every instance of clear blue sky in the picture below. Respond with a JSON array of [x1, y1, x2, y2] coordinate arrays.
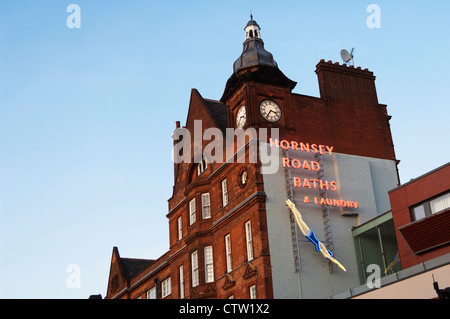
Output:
[[0, 1, 448, 299]]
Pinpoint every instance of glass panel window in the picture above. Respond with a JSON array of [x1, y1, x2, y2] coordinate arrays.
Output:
[[225, 234, 232, 273], [249, 285, 257, 299], [202, 193, 211, 219], [197, 158, 208, 176], [430, 192, 450, 214], [411, 191, 450, 221], [177, 216, 183, 240], [353, 217, 401, 285], [222, 179, 228, 207], [412, 205, 426, 221], [245, 220, 254, 261], [146, 287, 156, 299], [189, 198, 196, 225], [161, 277, 171, 298], [204, 246, 214, 283], [191, 250, 199, 287], [179, 265, 185, 299]]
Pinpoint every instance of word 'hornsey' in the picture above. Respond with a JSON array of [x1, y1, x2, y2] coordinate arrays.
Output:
[[269, 138, 334, 155]]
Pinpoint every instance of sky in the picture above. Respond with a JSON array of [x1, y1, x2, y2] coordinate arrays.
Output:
[[0, 1, 449, 299]]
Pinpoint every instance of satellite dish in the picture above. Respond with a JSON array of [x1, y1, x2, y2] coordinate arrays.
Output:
[[340, 48, 354, 64]]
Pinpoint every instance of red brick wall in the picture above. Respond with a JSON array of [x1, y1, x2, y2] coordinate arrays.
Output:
[[389, 163, 450, 269], [223, 60, 397, 162]]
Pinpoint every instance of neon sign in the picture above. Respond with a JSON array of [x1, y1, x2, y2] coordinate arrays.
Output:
[[269, 138, 334, 155], [270, 138, 359, 209]]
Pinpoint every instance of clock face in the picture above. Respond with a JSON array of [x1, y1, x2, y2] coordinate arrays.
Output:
[[260, 100, 281, 122], [236, 105, 246, 129]]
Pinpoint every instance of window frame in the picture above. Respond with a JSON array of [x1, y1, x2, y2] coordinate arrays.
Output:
[[249, 284, 257, 299], [222, 179, 228, 207], [245, 220, 254, 261], [410, 191, 450, 221], [191, 250, 199, 288], [202, 193, 211, 219], [177, 215, 183, 241], [225, 234, 232, 273], [189, 198, 196, 225], [146, 286, 156, 299], [197, 157, 208, 176], [179, 265, 185, 299], [204, 246, 214, 283], [161, 277, 171, 298]]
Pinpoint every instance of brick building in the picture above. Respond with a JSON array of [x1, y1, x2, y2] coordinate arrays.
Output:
[[105, 16, 401, 299]]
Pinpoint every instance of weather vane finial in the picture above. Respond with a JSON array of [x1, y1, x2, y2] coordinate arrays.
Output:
[[250, 10, 253, 20]]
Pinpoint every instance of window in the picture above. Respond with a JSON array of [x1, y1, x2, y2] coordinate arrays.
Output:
[[191, 250, 199, 287], [147, 287, 156, 299], [161, 277, 171, 298], [225, 234, 232, 273], [179, 265, 185, 299], [177, 216, 183, 240], [197, 157, 207, 176], [202, 193, 211, 219], [204, 246, 214, 283], [245, 220, 254, 261], [412, 205, 426, 221], [430, 192, 450, 214], [249, 284, 257, 299], [222, 179, 228, 207], [189, 198, 196, 225], [411, 191, 450, 221], [352, 214, 400, 284]]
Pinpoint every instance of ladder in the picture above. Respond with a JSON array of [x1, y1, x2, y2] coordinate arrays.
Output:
[[315, 152, 336, 273], [283, 149, 301, 272]]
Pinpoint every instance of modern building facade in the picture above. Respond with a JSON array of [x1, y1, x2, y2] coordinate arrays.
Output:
[[104, 16, 420, 299], [342, 162, 450, 299]]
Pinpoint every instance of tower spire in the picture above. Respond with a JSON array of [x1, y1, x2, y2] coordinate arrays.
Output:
[[232, 15, 277, 73], [245, 13, 261, 40]]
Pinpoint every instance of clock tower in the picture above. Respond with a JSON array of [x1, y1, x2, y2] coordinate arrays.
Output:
[[221, 15, 297, 133], [106, 14, 400, 300]]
